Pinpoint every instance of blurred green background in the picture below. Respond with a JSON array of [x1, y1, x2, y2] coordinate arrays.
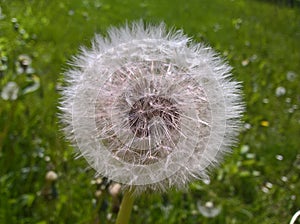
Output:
[[0, 0, 299, 223]]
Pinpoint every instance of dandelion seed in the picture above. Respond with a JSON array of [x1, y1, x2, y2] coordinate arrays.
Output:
[[45, 170, 58, 182], [203, 178, 211, 185], [265, 182, 273, 189], [252, 170, 260, 177], [244, 123, 251, 130], [250, 54, 257, 62], [286, 71, 296, 81], [197, 201, 221, 218], [275, 154, 283, 161], [275, 86, 286, 97], [262, 98, 269, 104], [240, 145, 250, 154], [18, 54, 32, 68], [286, 98, 291, 103], [68, 10, 74, 16], [1, 81, 19, 101], [261, 186, 269, 193], [246, 153, 255, 159], [94, 190, 102, 198], [59, 21, 244, 193], [241, 59, 249, 66]]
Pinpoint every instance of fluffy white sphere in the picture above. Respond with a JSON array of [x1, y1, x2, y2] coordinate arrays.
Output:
[[59, 21, 244, 193]]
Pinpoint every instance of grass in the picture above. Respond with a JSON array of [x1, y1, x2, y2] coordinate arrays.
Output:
[[0, 0, 299, 223]]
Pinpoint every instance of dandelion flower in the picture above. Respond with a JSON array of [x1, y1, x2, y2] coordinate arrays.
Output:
[[59, 21, 244, 193]]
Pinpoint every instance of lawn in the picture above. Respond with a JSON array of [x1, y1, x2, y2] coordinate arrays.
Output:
[[0, 0, 299, 223]]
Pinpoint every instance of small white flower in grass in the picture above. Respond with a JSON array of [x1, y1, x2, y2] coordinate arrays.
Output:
[[1, 81, 19, 101], [197, 201, 221, 218], [59, 21, 244, 193], [45, 171, 58, 182]]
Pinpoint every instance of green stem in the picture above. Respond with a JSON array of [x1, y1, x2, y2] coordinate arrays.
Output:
[[115, 190, 134, 224]]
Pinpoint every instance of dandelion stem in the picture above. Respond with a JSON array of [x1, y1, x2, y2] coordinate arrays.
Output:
[[115, 190, 134, 224]]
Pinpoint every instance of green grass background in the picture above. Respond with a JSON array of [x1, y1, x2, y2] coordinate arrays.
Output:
[[0, 0, 299, 223]]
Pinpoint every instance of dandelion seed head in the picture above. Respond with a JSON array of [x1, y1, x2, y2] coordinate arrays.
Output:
[[1, 81, 19, 101], [59, 21, 244, 193]]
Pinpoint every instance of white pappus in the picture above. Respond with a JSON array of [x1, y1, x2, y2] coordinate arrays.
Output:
[[59, 21, 244, 194]]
